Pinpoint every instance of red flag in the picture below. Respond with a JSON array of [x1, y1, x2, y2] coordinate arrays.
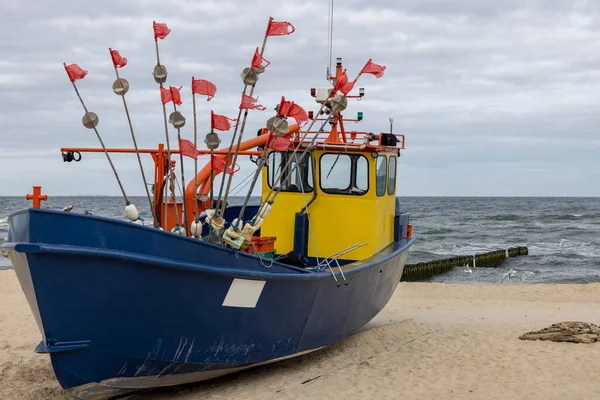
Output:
[[153, 21, 170, 40], [277, 97, 293, 116], [332, 70, 355, 95], [360, 59, 386, 78], [341, 80, 355, 95], [191, 77, 216, 101], [178, 138, 200, 159], [109, 48, 127, 68], [266, 17, 295, 36], [277, 97, 308, 126], [240, 93, 266, 110], [170, 86, 182, 105], [288, 103, 308, 126], [160, 86, 182, 105], [160, 86, 171, 104], [211, 155, 238, 174], [332, 70, 348, 93], [251, 47, 270, 69], [211, 111, 236, 131], [266, 133, 290, 151], [63, 63, 87, 82], [331, 70, 348, 96]]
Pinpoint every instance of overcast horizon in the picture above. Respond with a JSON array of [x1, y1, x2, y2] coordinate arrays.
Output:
[[2, 0, 600, 197]]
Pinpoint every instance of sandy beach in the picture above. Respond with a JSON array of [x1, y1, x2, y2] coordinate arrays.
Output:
[[1, 270, 598, 400]]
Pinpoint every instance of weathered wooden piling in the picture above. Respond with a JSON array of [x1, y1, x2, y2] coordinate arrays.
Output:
[[400, 246, 529, 282]]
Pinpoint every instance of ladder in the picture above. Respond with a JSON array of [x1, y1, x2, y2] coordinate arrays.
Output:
[[314, 242, 368, 286]]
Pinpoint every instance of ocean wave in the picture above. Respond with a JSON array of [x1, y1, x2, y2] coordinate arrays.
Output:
[[545, 275, 600, 284], [421, 228, 455, 235], [487, 214, 524, 221], [526, 240, 600, 258], [411, 238, 600, 261], [547, 213, 599, 221]]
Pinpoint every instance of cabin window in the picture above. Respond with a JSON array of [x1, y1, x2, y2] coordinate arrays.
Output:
[[319, 153, 369, 195], [267, 151, 313, 192], [388, 156, 397, 195], [376, 155, 387, 196], [356, 156, 369, 192]]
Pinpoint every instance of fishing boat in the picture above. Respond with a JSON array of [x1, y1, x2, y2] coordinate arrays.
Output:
[[1, 14, 416, 400]]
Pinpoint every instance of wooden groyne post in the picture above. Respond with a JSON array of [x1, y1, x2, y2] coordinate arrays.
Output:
[[400, 246, 528, 282]]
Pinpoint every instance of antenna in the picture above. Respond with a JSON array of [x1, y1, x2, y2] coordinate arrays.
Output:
[[327, 0, 334, 79]]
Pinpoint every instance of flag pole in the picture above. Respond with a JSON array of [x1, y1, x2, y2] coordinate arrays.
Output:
[[218, 21, 271, 219], [155, 40, 170, 230], [67, 76, 129, 205], [213, 86, 246, 215], [353, 58, 369, 82], [109, 49, 157, 226], [172, 101, 190, 235], [152, 25, 181, 232], [192, 78, 199, 223], [210, 147, 215, 207], [209, 112, 216, 208], [159, 88, 181, 231]]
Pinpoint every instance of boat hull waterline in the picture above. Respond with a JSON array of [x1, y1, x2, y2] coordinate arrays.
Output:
[[2, 208, 416, 399]]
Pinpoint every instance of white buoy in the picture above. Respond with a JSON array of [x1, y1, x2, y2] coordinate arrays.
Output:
[[240, 216, 264, 242], [231, 218, 243, 230], [256, 203, 272, 219], [204, 209, 224, 229], [205, 209, 216, 219], [190, 220, 202, 238], [171, 226, 186, 235], [125, 203, 139, 221], [252, 216, 264, 230]]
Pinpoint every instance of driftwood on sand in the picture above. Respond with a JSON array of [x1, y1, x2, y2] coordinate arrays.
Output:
[[519, 322, 600, 344]]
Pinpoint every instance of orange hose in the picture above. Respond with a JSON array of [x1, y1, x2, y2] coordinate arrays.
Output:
[[184, 124, 299, 202]]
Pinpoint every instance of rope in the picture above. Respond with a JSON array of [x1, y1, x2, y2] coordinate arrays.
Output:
[[174, 171, 185, 199], [237, 154, 265, 222], [229, 170, 257, 197], [250, 242, 274, 269]]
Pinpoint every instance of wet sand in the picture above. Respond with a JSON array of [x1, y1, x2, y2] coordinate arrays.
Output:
[[1, 270, 599, 400]]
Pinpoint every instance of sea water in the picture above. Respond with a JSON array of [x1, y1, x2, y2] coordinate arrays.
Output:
[[1, 196, 598, 284]]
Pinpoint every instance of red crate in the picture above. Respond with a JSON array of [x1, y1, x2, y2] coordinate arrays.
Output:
[[251, 236, 276, 253]]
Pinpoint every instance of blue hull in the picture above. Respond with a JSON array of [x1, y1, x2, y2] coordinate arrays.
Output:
[[3, 208, 416, 399]]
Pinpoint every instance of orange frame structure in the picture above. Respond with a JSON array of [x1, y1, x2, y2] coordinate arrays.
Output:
[[60, 145, 263, 231]]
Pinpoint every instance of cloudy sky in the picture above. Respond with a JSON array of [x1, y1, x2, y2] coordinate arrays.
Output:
[[1, 0, 600, 197]]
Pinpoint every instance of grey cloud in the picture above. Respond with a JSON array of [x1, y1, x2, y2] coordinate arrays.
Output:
[[1, 0, 599, 197]]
